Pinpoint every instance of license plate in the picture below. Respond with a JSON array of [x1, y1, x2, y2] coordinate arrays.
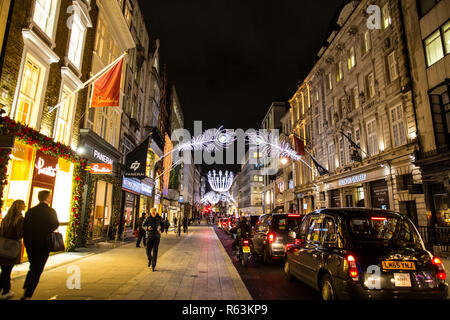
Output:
[[382, 261, 416, 271], [242, 246, 251, 253], [393, 273, 412, 287]]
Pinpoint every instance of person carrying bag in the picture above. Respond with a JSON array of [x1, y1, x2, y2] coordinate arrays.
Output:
[[0, 200, 25, 300]]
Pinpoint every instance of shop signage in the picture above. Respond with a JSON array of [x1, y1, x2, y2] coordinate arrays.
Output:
[[371, 180, 390, 209], [125, 137, 150, 178], [33, 150, 58, 185], [93, 149, 113, 164], [122, 177, 154, 197], [90, 163, 112, 174], [339, 173, 366, 186]]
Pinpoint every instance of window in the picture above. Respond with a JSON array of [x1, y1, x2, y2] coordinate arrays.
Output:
[[387, 51, 399, 81], [397, 173, 413, 191], [382, 3, 391, 29], [339, 138, 345, 166], [336, 61, 343, 82], [390, 105, 407, 147], [443, 21, 450, 55], [124, 0, 133, 28], [33, 0, 58, 38], [68, 16, 85, 69], [55, 87, 75, 144], [327, 73, 333, 91], [15, 59, 41, 126], [430, 88, 450, 137], [363, 30, 371, 55], [366, 73, 375, 99], [348, 47, 356, 70], [306, 215, 323, 242], [367, 119, 378, 156], [424, 30, 444, 67], [328, 143, 335, 172], [322, 217, 337, 243], [352, 87, 359, 110], [301, 92, 305, 115]]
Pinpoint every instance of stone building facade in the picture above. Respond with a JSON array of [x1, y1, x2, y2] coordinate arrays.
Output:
[[290, 0, 427, 226]]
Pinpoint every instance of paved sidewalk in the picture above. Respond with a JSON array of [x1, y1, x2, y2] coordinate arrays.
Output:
[[8, 226, 252, 300]]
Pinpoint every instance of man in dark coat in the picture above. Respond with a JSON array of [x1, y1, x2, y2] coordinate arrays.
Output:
[[22, 190, 59, 299], [136, 212, 147, 247], [142, 208, 164, 271]]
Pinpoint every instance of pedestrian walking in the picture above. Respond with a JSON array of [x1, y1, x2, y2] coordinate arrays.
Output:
[[173, 216, 177, 229], [182, 216, 188, 233], [143, 208, 164, 271], [136, 212, 147, 248], [164, 217, 170, 234], [0, 200, 25, 300], [22, 190, 59, 300]]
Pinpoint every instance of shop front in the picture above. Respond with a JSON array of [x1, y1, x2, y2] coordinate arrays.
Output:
[[79, 129, 122, 244], [323, 168, 392, 211], [121, 177, 154, 238], [1, 142, 75, 243]]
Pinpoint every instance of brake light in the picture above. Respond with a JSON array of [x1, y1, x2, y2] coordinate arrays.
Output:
[[294, 239, 301, 245], [347, 255, 358, 279], [243, 240, 250, 245], [432, 256, 446, 280], [371, 217, 387, 221], [268, 233, 275, 244], [288, 214, 300, 217]]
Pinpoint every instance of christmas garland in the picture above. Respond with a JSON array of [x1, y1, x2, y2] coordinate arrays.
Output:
[[0, 115, 87, 251]]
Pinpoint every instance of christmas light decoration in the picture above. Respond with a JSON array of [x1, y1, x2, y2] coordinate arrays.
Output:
[[201, 191, 222, 205], [207, 170, 234, 193], [246, 131, 301, 161]]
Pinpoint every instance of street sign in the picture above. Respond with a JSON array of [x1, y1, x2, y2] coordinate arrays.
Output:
[[179, 195, 183, 203]]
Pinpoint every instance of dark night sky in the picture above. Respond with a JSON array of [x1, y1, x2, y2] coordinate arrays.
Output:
[[138, 0, 347, 134]]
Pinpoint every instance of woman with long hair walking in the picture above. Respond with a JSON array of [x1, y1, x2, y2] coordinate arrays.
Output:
[[0, 200, 25, 300]]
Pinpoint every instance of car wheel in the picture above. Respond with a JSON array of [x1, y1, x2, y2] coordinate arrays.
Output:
[[263, 247, 271, 265], [284, 260, 295, 282], [321, 274, 337, 301]]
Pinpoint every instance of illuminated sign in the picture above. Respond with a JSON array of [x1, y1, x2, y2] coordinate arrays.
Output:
[[93, 150, 113, 164], [33, 150, 58, 185], [122, 177, 153, 197], [338, 173, 366, 186], [90, 163, 112, 174]]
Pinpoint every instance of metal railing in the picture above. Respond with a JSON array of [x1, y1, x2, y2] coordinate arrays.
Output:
[[419, 226, 450, 250]]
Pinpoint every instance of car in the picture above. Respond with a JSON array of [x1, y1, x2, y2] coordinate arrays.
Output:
[[253, 213, 304, 264], [284, 208, 448, 300]]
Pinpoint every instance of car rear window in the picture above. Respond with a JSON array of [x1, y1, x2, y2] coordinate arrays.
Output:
[[348, 215, 422, 248], [273, 216, 302, 231]]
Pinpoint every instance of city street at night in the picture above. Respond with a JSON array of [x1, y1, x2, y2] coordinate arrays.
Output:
[[0, 0, 449, 311]]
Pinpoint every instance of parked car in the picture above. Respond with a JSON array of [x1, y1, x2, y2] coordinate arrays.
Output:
[[284, 208, 448, 300], [253, 213, 304, 264]]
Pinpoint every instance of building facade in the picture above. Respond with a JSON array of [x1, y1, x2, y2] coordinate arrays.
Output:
[[401, 0, 450, 229], [291, 0, 426, 227]]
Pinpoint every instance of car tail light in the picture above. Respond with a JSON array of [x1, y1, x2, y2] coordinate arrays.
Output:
[[432, 257, 446, 280], [268, 233, 275, 244], [243, 240, 250, 245], [371, 217, 387, 221], [288, 214, 300, 217], [294, 239, 301, 245], [347, 255, 358, 279]]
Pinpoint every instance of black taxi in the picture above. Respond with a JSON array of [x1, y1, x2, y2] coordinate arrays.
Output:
[[284, 208, 448, 300]]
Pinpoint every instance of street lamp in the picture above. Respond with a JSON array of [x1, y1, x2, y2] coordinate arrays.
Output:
[[281, 157, 288, 165]]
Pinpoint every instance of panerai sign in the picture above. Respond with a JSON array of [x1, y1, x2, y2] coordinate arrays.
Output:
[[339, 173, 367, 186], [93, 150, 113, 164]]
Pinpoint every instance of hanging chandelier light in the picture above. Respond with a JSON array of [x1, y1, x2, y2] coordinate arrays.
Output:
[[207, 170, 234, 193], [201, 191, 222, 205]]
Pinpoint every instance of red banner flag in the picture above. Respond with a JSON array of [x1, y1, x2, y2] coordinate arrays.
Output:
[[90, 58, 124, 108], [293, 135, 305, 156]]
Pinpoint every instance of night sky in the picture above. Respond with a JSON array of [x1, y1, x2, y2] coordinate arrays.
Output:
[[139, 0, 346, 133], [138, 1, 347, 173]]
